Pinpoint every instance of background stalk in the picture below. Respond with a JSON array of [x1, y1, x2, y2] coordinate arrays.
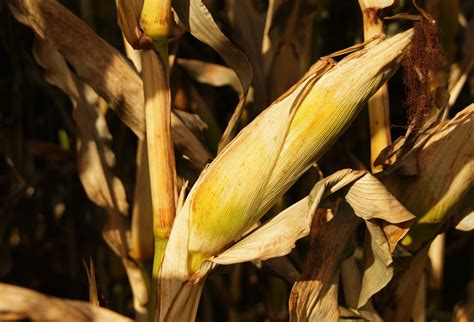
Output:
[[358, 1, 393, 173]]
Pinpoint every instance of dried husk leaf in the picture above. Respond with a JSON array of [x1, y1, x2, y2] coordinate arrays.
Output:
[[381, 245, 430, 322], [209, 169, 413, 266], [0, 283, 132, 322], [173, 0, 252, 93], [7, 0, 144, 137], [289, 204, 359, 322]]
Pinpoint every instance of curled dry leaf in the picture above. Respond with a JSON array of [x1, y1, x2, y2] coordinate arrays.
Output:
[[0, 283, 132, 322]]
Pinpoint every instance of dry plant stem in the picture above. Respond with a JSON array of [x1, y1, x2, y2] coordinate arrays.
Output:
[[141, 48, 176, 318], [360, 6, 392, 173], [141, 49, 176, 241]]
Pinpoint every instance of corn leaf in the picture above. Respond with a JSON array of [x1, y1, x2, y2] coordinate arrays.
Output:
[[0, 283, 132, 322]]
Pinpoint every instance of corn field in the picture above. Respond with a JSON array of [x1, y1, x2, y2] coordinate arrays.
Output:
[[0, 0, 473, 321]]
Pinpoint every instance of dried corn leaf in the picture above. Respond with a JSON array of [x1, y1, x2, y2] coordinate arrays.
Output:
[[173, 0, 252, 93], [7, 0, 211, 170], [381, 245, 430, 322], [0, 283, 132, 322], [34, 35, 149, 322], [82, 258, 99, 306]]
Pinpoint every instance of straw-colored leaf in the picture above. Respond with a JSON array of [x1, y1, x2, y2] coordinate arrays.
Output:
[[455, 210, 474, 231], [173, 0, 252, 93], [8, 0, 144, 138], [357, 221, 395, 308], [33, 37, 149, 321], [0, 283, 132, 322], [82, 258, 99, 306], [381, 245, 430, 322]]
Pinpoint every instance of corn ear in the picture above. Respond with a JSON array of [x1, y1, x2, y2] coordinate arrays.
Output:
[[183, 29, 413, 273]]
